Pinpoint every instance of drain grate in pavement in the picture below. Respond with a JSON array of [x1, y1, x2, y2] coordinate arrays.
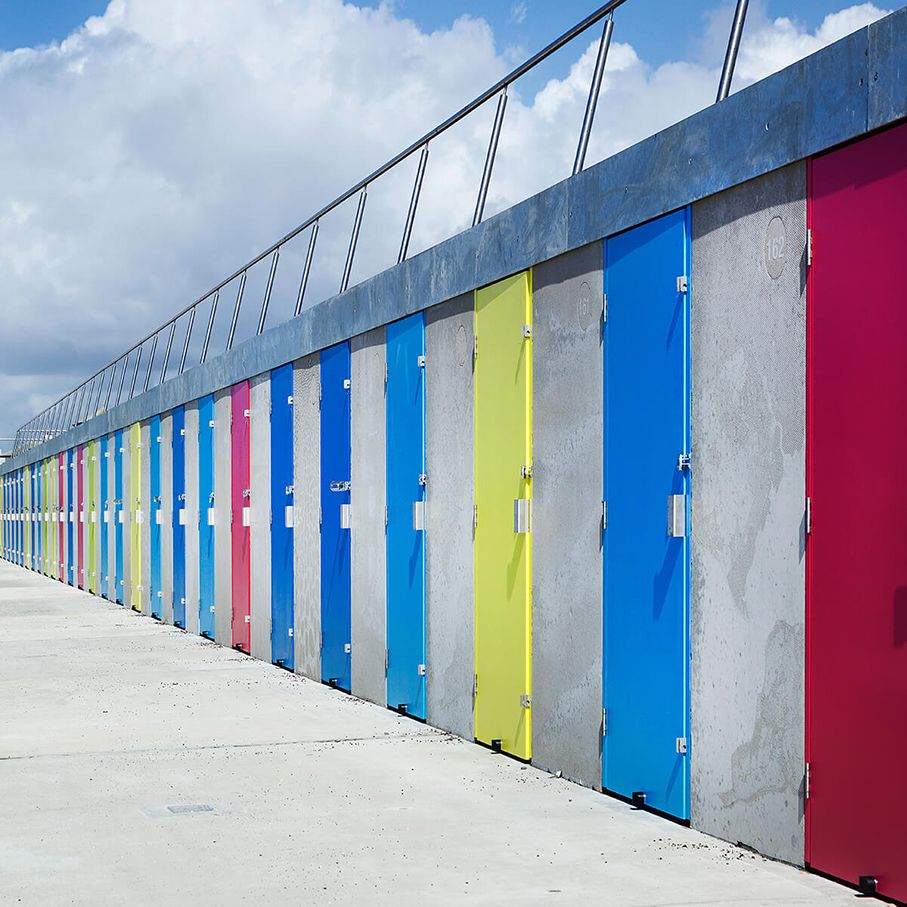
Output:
[[166, 804, 215, 815]]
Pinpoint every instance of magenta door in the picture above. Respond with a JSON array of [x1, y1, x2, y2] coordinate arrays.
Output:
[[57, 452, 65, 579], [77, 445, 85, 589], [231, 381, 251, 653], [807, 122, 907, 903]]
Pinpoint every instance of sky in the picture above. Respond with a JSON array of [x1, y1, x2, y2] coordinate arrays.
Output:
[[0, 0, 893, 447]]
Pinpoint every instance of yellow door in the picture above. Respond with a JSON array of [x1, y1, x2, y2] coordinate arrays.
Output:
[[130, 423, 142, 611], [474, 271, 533, 760]]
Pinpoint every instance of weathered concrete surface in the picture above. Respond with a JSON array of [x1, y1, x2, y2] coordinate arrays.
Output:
[[0, 562, 853, 907], [350, 328, 386, 706], [425, 294, 474, 741], [531, 245, 603, 791], [691, 163, 807, 865]]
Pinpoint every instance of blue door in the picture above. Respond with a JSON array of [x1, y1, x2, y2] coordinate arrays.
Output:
[[100, 437, 109, 598], [66, 451, 74, 584], [603, 208, 691, 820], [386, 313, 427, 719], [172, 406, 186, 628], [114, 430, 124, 603], [150, 415, 162, 618], [320, 342, 352, 690], [270, 364, 295, 669], [199, 394, 216, 639]]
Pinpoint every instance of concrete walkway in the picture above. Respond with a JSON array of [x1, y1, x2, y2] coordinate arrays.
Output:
[[0, 563, 854, 906]]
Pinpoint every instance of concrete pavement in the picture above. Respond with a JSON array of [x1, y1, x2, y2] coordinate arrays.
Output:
[[0, 562, 855, 906]]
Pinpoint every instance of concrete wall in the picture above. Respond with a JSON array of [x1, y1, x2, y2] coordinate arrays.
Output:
[[250, 374, 271, 662], [293, 354, 321, 681], [350, 328, 386, 706], [531, 244, 604, 790], [425, 293, 474, 740], [690, 163, 807, 865], [161, 412, 174, 625], [184, 401, 201, 636], [213, 388, 232, 646]]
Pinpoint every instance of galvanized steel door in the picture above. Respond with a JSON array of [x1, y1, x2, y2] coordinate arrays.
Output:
[[807, 123, 907, 904], [386, 312, 427, 719], [199, 394, 216, 639], [231, 381, 251, 653], [320, 342, 352, 691], [172, 406, 187, 628], [150, 415, 162, 618], [474, 272, 533, 761], [270, 364, 295, 669], [602, 208, 691, 819]]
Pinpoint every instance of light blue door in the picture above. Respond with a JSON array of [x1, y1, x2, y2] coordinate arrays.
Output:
[[386, 313, 426, 719], [603, 208, 691, 820], [172, 406, 186, 628], [320, 342, 352, 691], [114, 431, 124, 602], [270, 364, 295, 669], [199, 394, 216, 639], [150, 415, 162, 619]]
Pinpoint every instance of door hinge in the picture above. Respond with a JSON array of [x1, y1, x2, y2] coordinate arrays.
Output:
[[473, 673, 478, 696], [676, 737, 688, 754], [385, 649, 389, 675], [602, 708, 607, 736], [805, 762, 810, 800], [677, 452, 692, 472], [521, 324, 532, 339], [417, 663, 426, 676], [417, 355, 426, 368], [384, 362, 388, 386], [473, 336, 478, 361], [473, 504, 478, 530], [805, 497, 812, 535], [520, 693, 531, 709], [602, 500, 607, 530], [602, 292, 607, 323], [676, 275, 688, 294], [384, 504, 388, 529], [806, 229, 813, 268]]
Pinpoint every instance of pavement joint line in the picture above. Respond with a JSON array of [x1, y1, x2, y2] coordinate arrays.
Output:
[[0, 730, 444, 764]]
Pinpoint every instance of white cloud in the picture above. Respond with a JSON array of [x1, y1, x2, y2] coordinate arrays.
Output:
[[510, 3, 529, 26], [0, 0, 892, 445]]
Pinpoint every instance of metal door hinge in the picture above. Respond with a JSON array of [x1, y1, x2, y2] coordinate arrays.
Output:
[[602, 292, 607, 323], [287, 394, 294, 405], [521, 323, 532, 338], [677, 452, 692, 472], [417, 663, 426, 676], [384, 363, 388, 386], [385, 504, 388, 529], [343, 378, 351, 390], [602, 500, 607, 530], [344, 642, 352, 654], [385, 649, 389, 675], [473, 674, 478, 696], [473, 504, 478, 530], [473, 336, 478, 361], [520, 465, 532, 480], [602, 708, 607, 736], [676, 737, 688, 754], [806, 229, 813, 267], [417, 355, 426, 368], [418, 473, 427, 487], [805, 762, 810, 800], [676, 275, 688, 294], [805, 497, 812, 535], [520, 693, 531, 709]]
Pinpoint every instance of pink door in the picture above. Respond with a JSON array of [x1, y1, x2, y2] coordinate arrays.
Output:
[[77, 445, 85, 589], [58, 452, 65, 579], [807, 122, 907, 903], [231, 381, 251, 653]]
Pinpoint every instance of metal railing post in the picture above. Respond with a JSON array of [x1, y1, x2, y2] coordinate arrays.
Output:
[[117, 353, 130, 406], [143, 334, 159, 393], [105, 360, 119, 412], [573, 14, 614, 175], [473, 89, 508, 227], [201, 293, 219, 364], [226, 273, 247, 352], [716, 0, 749, 102], [399, 145, 429, 264], [160, 322, 176, 385], [129, 346, 143, 399], [179, 306, 196, 375], [257, 249, 280, 335], [295, 223, 319, 317], [341, 189, 368, 293]]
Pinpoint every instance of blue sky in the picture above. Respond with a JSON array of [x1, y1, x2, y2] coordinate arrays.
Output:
[[0, 0, 872, 61]]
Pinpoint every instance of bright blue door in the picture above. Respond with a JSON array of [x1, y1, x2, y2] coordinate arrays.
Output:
[[386, 313, 427, 719], [151, 415, 162, 619], [100, 437, 109, 598], [172, 406, 186, 628], [114, 430, 124, 602], [603, 208, 691, 820], [199, 394, 216, 639], [270, 364, 295, 669], [320, 342, 352, 690], [65, 452, 74, 583]]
